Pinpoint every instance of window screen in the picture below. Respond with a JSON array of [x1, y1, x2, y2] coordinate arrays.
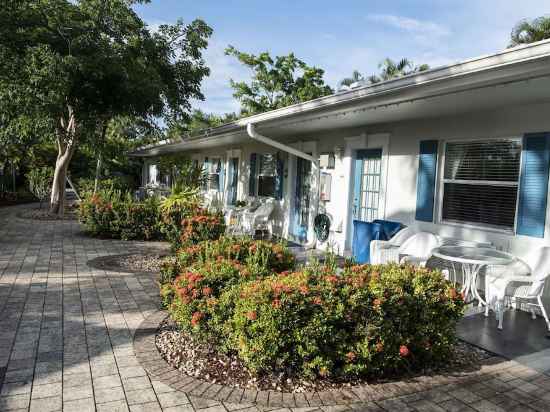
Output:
[[257, 154, 277, 197], [441, 139, 521, 230]]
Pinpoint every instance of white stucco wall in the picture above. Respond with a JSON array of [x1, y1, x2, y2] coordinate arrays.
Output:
[[154, 100, 550, 265]]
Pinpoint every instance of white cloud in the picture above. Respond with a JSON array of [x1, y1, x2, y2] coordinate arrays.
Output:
[[193, 38, 250, 115], [367, 14, 451, 39]]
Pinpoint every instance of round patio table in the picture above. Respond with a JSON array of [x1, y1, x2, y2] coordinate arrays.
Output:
[[431, 246, 516, 306]]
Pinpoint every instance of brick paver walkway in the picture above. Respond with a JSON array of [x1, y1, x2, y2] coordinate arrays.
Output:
[[1, 204, 550, 412]]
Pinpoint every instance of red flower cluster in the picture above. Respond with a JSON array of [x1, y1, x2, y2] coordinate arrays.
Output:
[[399, 345, 410, 357], [191, 311, 204, 326]]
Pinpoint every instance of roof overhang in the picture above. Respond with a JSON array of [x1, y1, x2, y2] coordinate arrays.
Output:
[[132, 39, 550, 157]]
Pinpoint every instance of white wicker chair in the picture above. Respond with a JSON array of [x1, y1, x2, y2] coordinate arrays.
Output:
[[485, 246, 550, 331], [241, 199, 276, 238], [370, 227, 416, 264]]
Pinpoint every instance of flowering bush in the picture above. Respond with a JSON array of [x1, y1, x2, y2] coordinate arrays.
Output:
[[160, 237, 295, 284], [164, 252, 464, 381], [79, 190, 161, 240], [229, 264, 464, 378], [177, 209, 226, 249]]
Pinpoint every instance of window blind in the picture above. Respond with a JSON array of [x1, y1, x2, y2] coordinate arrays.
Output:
[[442, 139, 521, 230]]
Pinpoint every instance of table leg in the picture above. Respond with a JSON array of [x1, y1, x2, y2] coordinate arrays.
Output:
[[461, 264, 472, 302], [470, 263, 486, 307]]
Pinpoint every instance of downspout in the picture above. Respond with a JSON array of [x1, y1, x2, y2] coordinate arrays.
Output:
[[247, 123, 320, 249]]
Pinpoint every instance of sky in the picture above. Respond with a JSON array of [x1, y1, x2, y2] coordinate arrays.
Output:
[[134, 1, 550, 115]]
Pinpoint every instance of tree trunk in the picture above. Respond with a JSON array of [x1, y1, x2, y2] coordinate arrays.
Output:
[[49, 106, 78, 216], [50, 155, 71, 216]]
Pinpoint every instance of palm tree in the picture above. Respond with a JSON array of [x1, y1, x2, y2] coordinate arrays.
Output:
[[369, 58, 429, 84], [337, 70, 364, 90], [509, 16, 550, 47]]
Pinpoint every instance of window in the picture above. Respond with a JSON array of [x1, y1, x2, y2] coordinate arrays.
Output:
[[257, 154, 277, 197], [207, 158, 222, 191], [441, 139, 521, 230]]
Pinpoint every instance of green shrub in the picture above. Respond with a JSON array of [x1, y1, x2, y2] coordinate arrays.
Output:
[[229, 264, 464, 379], [78, 190, 161, 240], [159, 189, 201, 249], [76, 176, 133, 198], [160, 237, 295, 284], [26, 166, 54, 208], [164, 240, 464, 381]]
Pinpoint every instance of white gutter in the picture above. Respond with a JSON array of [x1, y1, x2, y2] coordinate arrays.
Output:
[[246, 123, 320, 250]]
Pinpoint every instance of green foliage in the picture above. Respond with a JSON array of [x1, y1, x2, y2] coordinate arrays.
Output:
[[0, 0, 212, 213], [230, 264, 463, 378], [78, 190, 162, 240], [167, 109, 238, 139], [163, 238, 464, 381], [177, 210, 226, 250], [340, 58, 430, 88], [225, 46, 333, 115], [26, 166, 54, 207], [157, 155, 207, 190], [161, 236, 295, 284], [162, 237, 295, 344], [159, 191, 202, 249], [76, 176, 134, 198], [510, 16, 550, 47]]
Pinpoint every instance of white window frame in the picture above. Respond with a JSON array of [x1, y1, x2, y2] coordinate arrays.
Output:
[[436, 136, 522, 234], [206, 156, 223, 192], [255, 152, 279, 199]]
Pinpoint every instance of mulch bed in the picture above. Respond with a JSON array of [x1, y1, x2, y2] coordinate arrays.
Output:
[[156, 317, 493, 394], [87, 252, 173, 274]]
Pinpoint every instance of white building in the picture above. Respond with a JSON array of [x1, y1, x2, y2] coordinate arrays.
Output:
[[133, 39, 550, 261]]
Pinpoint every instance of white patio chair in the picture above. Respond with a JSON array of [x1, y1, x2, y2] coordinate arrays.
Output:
[[485, 246, 550, 331], [370, 226, 416, 264], [398, 232, 441, 267], [241, 199, 276, 238]]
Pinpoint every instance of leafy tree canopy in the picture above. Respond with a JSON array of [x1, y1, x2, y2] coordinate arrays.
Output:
[[167, 109, 238, 140], [0, 0, 212, 214], [509, 16, 550, 47], [225, 46, 334, 116]]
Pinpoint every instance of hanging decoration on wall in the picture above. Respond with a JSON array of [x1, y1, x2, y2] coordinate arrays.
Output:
[[314, 213, 331, 242]]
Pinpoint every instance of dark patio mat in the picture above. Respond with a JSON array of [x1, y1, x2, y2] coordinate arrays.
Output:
[[458, 309, 550, 375]]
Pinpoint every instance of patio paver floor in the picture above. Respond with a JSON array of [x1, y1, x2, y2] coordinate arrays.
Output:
[[1, 203, 550, 411]]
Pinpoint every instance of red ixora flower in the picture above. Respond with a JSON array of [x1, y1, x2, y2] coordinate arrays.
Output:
[[399, 345, 410, 357], [191, 311, 204, 327], [346, 351, 356, 362], [246, 311, 257, 321], [202, 287, 212, 296]]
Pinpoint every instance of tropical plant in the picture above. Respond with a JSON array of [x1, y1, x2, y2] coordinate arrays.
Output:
[[26, 166, 54, 209], [225, 46, 333, 115], [509, 16, 550, 47], [158, 155, 207, 191], [0, 0, 212, 216], [368, 58, 430, 84], [337, 70, 364, 90]]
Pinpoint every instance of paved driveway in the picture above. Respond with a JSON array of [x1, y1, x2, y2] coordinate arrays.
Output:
[[2, 204, 550, 412]]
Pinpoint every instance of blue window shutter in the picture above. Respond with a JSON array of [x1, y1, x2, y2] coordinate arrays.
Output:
[[517, 133, 550, 238], [202, 157, 208, 190], [218, 159, 225, 193], [248, 153, 257, 196], [415, 140, 439, 222], [276, 152, 284, 200]]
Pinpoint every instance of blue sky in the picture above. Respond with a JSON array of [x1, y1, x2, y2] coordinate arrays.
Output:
[[134, 1, 549, 115]]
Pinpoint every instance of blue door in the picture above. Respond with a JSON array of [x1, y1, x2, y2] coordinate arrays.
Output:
[[353, 149, 383, 222], [292, 156, 311, 241]]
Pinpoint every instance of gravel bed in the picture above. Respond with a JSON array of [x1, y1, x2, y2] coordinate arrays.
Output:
[[88, 252, 173, 273], [156, 318, 493, 393]]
